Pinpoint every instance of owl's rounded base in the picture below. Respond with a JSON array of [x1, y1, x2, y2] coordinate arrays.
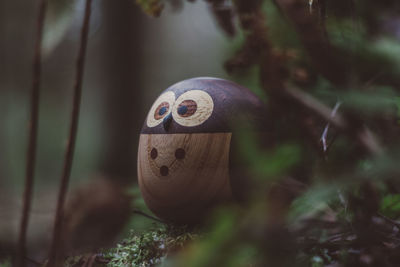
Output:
[[137, 133, 233, 225]]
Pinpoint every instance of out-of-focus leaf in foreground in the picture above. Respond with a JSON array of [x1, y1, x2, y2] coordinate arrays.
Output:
[[237, 128, 301, 180], [288, 183, 341, 224], [380, 194, 400, 219], [163, 210, 261, 267]]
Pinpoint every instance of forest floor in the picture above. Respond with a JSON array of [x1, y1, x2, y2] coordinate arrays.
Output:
[[64, 225, 198, 267], [61, 204, 400, 267]]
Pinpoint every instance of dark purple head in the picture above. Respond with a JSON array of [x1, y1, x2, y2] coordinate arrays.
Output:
[[141, 77, 266, 134]]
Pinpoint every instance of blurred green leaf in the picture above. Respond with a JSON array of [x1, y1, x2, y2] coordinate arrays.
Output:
[[225, 244, 259, 267], [289, 184, 340, 223], [166, 210, 237, 267], [262, 0, 302, 49], [319, 86, 397, 114], [0, 259, 11, 267], [395, 96, 400, 124], [380, 194, 400, 219], [328, 18, 400, 82], [237, 128, 301, 180], [311, 256, 324, 267], [136, 0, 164, 17], [232, 66, 268, 102]]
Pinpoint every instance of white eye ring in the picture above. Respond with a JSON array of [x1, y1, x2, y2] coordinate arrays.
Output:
[[146, 91, 175, 127], [172, 90, 214, 127]]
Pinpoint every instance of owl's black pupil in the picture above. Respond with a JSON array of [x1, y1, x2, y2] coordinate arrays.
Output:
[[178, 105, 188, 115], [159, 106, 167, 116]]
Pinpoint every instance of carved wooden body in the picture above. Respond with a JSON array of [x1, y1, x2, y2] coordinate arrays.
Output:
[[137, 77, 265, 224], [138, 133, 232, 223]]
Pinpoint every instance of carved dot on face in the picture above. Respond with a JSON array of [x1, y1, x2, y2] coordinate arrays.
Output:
[[160, 165, 169, 176], [175, 148, 185, 160], [150, 148, 158, 159]]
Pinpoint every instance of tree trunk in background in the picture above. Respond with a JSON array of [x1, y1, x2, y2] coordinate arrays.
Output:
[[100, 0, 144, 184], [0, 0, 35, 185]]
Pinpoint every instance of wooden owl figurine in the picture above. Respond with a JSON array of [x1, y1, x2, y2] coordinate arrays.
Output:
[[138, 77, 266, 224]]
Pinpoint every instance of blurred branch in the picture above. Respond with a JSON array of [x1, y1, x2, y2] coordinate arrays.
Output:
[[377, 212, 400, 229], [206, 0, 236, 37], [273, 0, 349, 87], [16, 1, 47, 266], [228, 0, 383, 157], [48, 0, 92, 265], [285, 87, 346, 128]]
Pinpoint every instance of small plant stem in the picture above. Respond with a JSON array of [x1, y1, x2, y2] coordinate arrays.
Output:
[[133, 209, 166, 224], [16, 0, 47, 266], [47, 0, 93, 265]]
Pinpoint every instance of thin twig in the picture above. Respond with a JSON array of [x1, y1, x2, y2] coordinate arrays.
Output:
[[133, 209, 166, 224], [284, 86, 383, 156], [377, 212, 400, 229], [284, 86, 346, 129], [16, 1, 47, 266], [321, 101, 342, 154], [47, 0, 93, 265]]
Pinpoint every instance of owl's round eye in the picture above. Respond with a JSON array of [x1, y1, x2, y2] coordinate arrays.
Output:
[[177, 100, 197, 117], [154, 102, 170, 120], [172, 90, 213, 127], [147, 91, 175, 127]]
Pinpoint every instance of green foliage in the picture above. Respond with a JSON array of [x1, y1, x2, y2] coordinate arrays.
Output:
[[289, 184, 341, 222], [380, 194, 400, 219], [124, 0, 400, 265], [59, 0, 400, 266], [311, 256, 324, 267], [232, 66, 268, 102], [327, 18, 400, 85], [0, 259, 11, 267], [396, 97, 400, 124], [103, 229, 167, 266], [262, 0, 302, 49], [163, 210, 262, 267], [236, 128, 301, 180]]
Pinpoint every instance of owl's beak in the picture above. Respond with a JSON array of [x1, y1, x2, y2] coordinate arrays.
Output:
[[163, 113, 173, 131]]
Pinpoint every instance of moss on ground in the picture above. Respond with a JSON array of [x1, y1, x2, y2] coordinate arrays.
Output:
[[65, 225, 198, 267]]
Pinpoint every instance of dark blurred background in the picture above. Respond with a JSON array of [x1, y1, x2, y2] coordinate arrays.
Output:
[[0, 0, 232, 257], [3, 0, 400, 266]]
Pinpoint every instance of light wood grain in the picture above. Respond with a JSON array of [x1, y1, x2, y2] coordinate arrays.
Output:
[[138, 133, 232, 224]]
